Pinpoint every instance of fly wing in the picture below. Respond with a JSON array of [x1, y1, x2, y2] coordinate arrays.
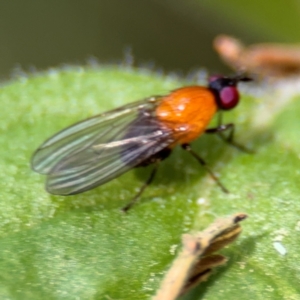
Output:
[[31, 97, 175, 195], [31, 99, 151, 174]]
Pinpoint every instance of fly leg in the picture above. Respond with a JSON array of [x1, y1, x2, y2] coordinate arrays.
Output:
[[205, 114, 253, 153], [182, 144, 229, 193], [121, 164, 159, 212]]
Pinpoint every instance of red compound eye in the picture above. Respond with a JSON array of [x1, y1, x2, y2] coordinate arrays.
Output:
[[219, 86, 239, 110]]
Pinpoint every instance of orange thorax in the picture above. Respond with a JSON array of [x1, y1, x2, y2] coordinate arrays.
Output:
[[156, 86, 217, 144]]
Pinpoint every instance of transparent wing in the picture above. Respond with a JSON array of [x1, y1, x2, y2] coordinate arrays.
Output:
[[31, 97, 175, 195]]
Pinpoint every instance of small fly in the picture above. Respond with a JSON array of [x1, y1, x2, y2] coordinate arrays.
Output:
[[31, 74, 252, 211]]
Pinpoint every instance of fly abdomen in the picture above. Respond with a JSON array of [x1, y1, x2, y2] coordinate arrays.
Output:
[[121, 109, 173, 167]]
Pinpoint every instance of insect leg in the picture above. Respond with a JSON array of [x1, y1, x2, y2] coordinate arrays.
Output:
[[122, 164, 159, 212], [181, 144, 229, 193], [205, 114, 252, 153]]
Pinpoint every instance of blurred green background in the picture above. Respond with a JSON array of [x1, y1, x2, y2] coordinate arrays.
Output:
[[1, 0, 300, 80], [1, 2, 300, 299]]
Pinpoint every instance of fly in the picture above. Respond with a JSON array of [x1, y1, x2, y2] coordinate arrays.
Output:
[[31, 74, 252, 211]]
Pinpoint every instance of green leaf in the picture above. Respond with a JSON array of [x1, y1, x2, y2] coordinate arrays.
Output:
[[0, 66, 299, 299]]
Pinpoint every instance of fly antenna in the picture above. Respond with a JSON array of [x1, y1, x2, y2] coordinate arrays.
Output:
[[230, 73, 253, 84]]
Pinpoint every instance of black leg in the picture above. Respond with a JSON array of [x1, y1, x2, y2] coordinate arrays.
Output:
[[205, 114, 252, 153], [182, 144, 229, 193], [121, 164, 159, 212]]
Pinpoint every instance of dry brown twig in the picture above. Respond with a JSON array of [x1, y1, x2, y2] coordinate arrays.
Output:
[[153, 213, 247, 300], [214, 34, 300, 78]]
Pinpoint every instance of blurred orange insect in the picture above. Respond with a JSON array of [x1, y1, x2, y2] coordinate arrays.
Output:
[[214, 34, 300, 78], [31, 74, 251, 211]]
